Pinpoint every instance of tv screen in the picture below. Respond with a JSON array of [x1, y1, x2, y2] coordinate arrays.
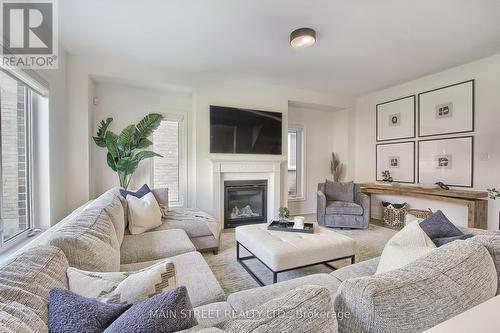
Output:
[[210, 105, 282, 155]]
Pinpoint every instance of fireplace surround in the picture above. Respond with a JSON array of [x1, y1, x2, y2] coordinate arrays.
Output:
[[224, 180, 268, 228]]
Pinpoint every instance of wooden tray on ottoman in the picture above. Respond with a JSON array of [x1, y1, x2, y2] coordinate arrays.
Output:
[[267, 221, 314, 234]]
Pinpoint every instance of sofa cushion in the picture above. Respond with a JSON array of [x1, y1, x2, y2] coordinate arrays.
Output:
[[120, 229, 196, 264], [67, 261, 177, 304], [87, 189, 126, 245], [227, 273, 340, 313], [120, 252, 225, 308], [193, 302, 235, 328], [151, 187, 169, 207], [376, 220, 436, 274], [469, 235, 500, 295], [152, 208, 220, 239], [324, 180, 354, 202], [49, 206, 121, 272], [330, 257, 380, 283], [0, 245, 69, 326], [326, 201, 363, 215], [222, 286, 336, 333], [334, 240, 498, 333], [126, 192, 162, 235], [48, 288, 130, 333], [0, 301, 48, 333]]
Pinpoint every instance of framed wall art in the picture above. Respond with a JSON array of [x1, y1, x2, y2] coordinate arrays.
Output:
[[418, 80, 474, 137], [376, 95, 416, 142], [418, 136, 473, 187], [376, 141, 415, 183]]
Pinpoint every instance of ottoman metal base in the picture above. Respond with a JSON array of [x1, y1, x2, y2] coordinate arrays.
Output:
[[236, 241, 355, 286]]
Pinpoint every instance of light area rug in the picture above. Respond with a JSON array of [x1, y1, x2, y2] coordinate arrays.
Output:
[[201, 223, 396, 295]]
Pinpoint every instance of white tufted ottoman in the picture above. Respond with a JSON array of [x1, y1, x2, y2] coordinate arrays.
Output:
[[235, 223, 356, 285]]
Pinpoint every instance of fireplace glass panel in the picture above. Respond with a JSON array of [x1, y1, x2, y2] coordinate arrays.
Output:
[[227, 188, 264, 220], [224, 180, 267, 228]]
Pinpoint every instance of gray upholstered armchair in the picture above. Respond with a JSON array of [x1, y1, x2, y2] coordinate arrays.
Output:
[[317, 181, 370, 229]]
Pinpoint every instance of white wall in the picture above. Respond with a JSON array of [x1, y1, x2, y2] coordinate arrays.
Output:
[[91, 81, 192, 196], [353, 53, 500, 230], [287, 106, 347, 215]]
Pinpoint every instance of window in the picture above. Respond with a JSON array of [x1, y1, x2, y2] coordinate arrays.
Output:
[[0, 70, 34, 248], [288, 125, 304, 200], [152, 114, 187, 207]]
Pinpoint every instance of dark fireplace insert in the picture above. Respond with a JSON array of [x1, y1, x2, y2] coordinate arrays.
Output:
[[224, 180, 268, 228]]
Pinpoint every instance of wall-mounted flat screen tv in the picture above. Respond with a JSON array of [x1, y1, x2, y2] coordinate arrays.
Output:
[[210, 105, 282, 155]]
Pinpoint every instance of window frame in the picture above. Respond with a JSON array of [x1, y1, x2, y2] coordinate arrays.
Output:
[[150, 112, 188, 208], [287, 124, 305, 202], [0, 72, 34, 251]]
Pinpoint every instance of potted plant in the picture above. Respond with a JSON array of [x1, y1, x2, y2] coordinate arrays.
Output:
[[278, 207, 290, 226], [488, 188, 500, 229], [93, 113, 164, 189]]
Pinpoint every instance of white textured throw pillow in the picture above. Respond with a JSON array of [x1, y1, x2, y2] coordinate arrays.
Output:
[[405, 213, 424, 226], [126, 191, 162, 234], [376, 220, 436, 274], [67, 260, 177, 304]]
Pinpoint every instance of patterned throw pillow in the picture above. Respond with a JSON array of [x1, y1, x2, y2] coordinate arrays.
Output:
[[67, 261, 177, 304]]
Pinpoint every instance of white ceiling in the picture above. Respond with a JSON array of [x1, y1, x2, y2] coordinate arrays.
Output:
[[60, 0, 500, 96]]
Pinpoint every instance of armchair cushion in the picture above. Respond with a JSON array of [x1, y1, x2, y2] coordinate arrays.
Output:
[[324, 180, 354, 202], [326, 201, 363, 215]]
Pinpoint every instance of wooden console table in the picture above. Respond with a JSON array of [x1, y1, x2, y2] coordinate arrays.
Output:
[[360, 183, 489, 229]]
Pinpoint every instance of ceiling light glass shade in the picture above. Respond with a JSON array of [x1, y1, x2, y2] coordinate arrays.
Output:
[[290, 28, 316, 48]]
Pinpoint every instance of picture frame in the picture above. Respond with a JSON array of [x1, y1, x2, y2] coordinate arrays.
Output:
[[418, 136, 474, 188], [376, 95, 416, 142], [418, 80, 474, 137], [376, 141, 415, 183]]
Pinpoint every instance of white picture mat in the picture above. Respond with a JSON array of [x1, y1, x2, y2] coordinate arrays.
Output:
[[377, 96, 415, 141], [418, 137, 473, 187], [419, 81, 473, 136], [376, 142, 415, 183]]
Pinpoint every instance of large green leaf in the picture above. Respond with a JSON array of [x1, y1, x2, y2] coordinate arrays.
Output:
[[117, 125, 136, 152], [105, 132, 120, 158], [93, 117, 113, 147], [134, 150, 162, 163], [136, 138, 153, 149], [135, 113, 163, 140], [106, 152, 117, 172]]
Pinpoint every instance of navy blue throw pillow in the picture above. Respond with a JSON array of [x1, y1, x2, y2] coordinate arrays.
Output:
[[48, 288, 130, 333], [119, 184, 151, 198], [420, 210, 464, 240], [105, 286, 197, 333], [433, 234, 474, 247]]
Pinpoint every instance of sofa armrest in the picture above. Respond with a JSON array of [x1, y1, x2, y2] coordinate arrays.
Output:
[[317, 191, 327, 223], [334, 240, 497, 333], [151, 187, 169, 206], [355, 190, 370, 225]]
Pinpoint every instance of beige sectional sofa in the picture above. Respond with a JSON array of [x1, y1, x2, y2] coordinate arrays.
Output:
[[0, 186, 499, 332]]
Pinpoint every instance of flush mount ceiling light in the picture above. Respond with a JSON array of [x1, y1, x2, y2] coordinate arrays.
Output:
[[290, 27, 316, 49]]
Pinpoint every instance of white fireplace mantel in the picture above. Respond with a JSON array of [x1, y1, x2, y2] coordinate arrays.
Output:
[[210, 159, 283, 228]]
